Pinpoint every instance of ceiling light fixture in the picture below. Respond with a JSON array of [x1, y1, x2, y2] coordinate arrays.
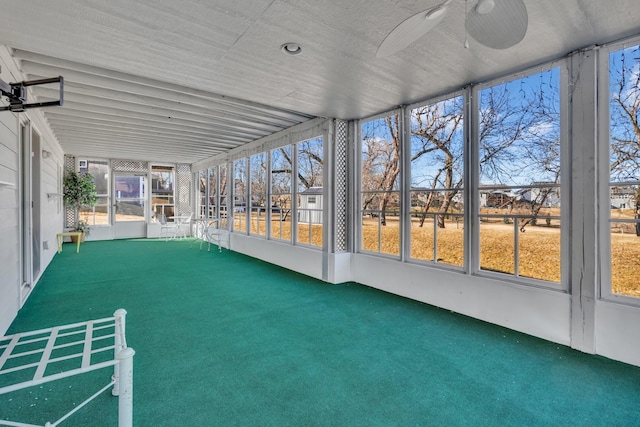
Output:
[[281, 43, 303, 56]]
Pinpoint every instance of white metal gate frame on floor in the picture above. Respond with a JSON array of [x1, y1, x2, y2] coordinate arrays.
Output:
[[0, 309, 134, 427]]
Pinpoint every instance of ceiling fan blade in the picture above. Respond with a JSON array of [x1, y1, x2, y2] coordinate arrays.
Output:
[[465, 0, 528, 49], [376, 2, 451, 58]]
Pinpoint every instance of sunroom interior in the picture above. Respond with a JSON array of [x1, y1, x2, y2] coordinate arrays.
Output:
[[1, 0, 640, 403]]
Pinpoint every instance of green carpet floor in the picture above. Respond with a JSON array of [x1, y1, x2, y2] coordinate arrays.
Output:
[[1, 239, 640, 426]]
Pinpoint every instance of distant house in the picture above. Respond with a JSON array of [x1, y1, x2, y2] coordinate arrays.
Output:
[[299, 187, 323, 224], [410, 187, 463, 211], [517, 183, 561, 208], [611, 186, 637, 209], [479, 183, 562, 209], [480, 189, 513, 208]]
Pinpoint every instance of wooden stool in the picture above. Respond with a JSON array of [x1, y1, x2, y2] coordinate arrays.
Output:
[[57, 232, 83, 253]]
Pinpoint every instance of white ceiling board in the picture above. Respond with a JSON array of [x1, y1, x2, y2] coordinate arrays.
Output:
[[0, 0, 639, 163]]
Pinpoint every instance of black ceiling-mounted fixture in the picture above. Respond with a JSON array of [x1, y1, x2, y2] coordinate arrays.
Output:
[[0, 76, 64, 112]]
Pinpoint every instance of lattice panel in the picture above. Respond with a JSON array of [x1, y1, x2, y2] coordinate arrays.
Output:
[[334, 120, 348, 252], [176, 164, 192, 215], [112, 160, 148, 173], [64, 154, 75, 171], [64, 155, 75, 228]]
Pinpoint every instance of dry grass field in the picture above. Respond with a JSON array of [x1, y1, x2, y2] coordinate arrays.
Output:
[[611, 233, 640, 297], [235, 215, 323, 247], [363, 216, 640, 297]]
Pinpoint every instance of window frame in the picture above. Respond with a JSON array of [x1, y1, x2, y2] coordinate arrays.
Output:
[[232, 158, 249, 234], [78, 158, 111, 227], [598, 36, 640, 306], [249, 152, 268, 238], [150, 164, 175, 222], [405, 90, 467, 270], [357, 109, 403, 259], [472, 61, 569, 290], [355, 61, 569, 290], [295, 136, 324, 249], [269, 145, 293, 243]]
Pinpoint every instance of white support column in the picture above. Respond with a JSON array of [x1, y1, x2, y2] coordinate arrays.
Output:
[[112, 308, 127, 396], [568, 47, 599, 354], [322, 119, 334, 281], [117, 347, 135, 427]]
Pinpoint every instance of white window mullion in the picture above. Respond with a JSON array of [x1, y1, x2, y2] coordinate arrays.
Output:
[[467, 85, 480, 275]]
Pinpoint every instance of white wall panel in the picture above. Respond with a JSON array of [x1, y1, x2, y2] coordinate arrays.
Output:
[[0, 48, 20, 335], [352, 254, 572, 346], [595, 301, 640, 366], [0, 125, 19, 336], [230, 234, 324, 281]]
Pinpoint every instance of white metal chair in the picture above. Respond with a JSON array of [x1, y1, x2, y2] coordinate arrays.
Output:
[[172, 213, 193, 240], [200, 219, 229, 253], [160, 213, 192, 240], [158, 213, 176, 240]]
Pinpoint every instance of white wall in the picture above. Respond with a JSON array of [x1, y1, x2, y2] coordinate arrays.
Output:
[[36, 121, 65, 276], [0, 47, 64, 336], [595, 301, 640, 366], [231, 233, 325, 281], [0, 74, 20, 335], [351, 254, 572, 344]]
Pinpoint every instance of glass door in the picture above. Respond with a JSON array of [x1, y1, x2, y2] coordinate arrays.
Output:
[[113, 172, 147, 238]]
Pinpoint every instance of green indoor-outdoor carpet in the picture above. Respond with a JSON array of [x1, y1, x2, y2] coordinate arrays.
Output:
[[1, 239, 639, 426]]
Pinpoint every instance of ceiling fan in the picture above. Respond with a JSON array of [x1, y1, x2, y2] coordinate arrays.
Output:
[[376, 0, 528, 58]]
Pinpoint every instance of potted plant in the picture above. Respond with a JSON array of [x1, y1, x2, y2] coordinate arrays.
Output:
[[63, 170, 97, 241], [74, 220, 91, 241]]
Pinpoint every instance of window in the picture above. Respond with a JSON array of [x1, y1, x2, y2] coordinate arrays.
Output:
[[250, 153, 267, 237], [198, 169, 207, 219], [478, 68, 561, 283], [218, 163, 229, 228], [410, 95, 465, 267], [78, 160, 109, 225], [208, 167, 218, 219], [151, 165, 174, 221], [271, 146, 293, 242], [233, 159, 248, 233], [608, 43, 640, 298], [297, 137, 323, 247], [360, 114, 401, 256]]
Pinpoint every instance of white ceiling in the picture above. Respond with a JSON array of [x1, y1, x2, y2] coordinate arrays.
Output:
[[1, 0, 639, 164]]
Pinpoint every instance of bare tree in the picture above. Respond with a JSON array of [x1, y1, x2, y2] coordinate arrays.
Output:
[[297, 138, 324, 190], [411, 97, 464, 228], [271, 147, 293, 220], [609, 45, 640, 235], [404, 71, 561, 232], [250, 153, 267, 208], [217, 163, 228, 225], [479, 71, 561, 232], [272, 140, 323, 191], [361, 114, 401, 226]]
